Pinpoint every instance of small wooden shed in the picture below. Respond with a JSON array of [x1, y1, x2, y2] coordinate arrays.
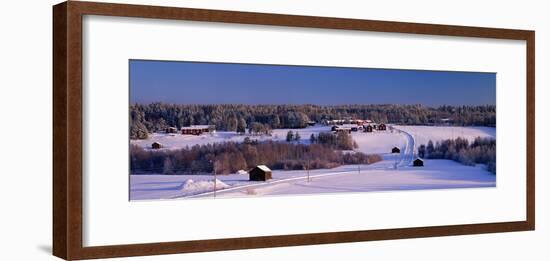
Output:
[[378, 123, 387, 131], [151, 142, 162, 149], [249, 165, 272, 181], [165, 127, 178, 133], [365, 125, 373, 133], [392, 147, 401, 153], [413, 158, 424, 167]]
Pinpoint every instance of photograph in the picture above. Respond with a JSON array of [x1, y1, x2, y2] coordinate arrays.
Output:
[[129, 60, 497, 201], [1, 0, 539, 260]]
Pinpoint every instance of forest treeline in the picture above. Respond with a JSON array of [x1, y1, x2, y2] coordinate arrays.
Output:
[[130, 103, 496, 139], [130, 134, 382, 175], [418, 137, 496, 173]]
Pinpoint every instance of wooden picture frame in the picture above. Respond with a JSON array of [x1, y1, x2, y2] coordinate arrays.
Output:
[[53, 1, 535, 260]]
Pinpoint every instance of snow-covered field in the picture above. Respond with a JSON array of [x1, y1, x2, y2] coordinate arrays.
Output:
[[351, 131, 407, 155], [207, 159, 495, 198], [130, 124, 496, 201], [394, 125, 496, 146], [130, 159, 495, 200]]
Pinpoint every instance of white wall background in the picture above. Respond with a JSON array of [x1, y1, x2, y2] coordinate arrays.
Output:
[[0, 0, 547, 260]]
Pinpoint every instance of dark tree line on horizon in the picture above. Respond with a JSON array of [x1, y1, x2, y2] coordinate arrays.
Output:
[[130, 103, 496, 139]]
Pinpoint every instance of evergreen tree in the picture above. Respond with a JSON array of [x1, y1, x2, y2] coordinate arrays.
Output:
[[427, 140, 435, 156], [237, 118, 247, 134], [130, 120, 148, 139], [227, 116, 238, 132], [249, 122, 269, 135], [270, 115, 281, 129], [286, 131, 294, 142], [294, 132, 301, 141], [418, 144, 426, 158], [310, 133, 316, 144]]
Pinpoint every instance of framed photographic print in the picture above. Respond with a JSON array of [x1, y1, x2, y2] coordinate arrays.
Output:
[[53, 1, 535, 260]]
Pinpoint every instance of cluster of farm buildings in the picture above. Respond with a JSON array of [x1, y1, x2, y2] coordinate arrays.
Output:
[[327, 119, 388, 134], [151, 125, 213, 149], [165, 125, 213, 135], [151, 119, 390, 150]]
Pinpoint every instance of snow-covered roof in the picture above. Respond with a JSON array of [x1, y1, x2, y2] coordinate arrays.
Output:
[[256, 165, 271, 172], [334, 125, 355, 129], [181, 125, 211, 130], [341, 124, 358, 128]]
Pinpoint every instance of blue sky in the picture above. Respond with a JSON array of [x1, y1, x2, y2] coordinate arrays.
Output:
[[130, 60, 496, 107]]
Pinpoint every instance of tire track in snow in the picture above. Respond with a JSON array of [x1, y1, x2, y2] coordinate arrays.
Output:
[[178, 169, 364, 199], [393, 127, 415, 167]]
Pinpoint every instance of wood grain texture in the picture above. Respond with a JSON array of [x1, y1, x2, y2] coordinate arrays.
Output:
[[52, 1, 536, 260], [526, 31, 536, 230], [53, 2, 68, 260], [66, 2, 84, 260]]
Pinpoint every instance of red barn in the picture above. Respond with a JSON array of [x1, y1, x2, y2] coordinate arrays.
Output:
[[181, 125, 211, 135]]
